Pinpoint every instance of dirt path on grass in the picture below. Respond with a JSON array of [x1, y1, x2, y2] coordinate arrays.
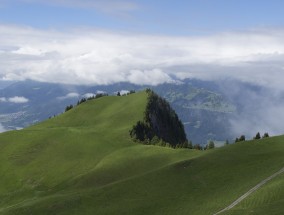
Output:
[[213, 166, 284, 215]]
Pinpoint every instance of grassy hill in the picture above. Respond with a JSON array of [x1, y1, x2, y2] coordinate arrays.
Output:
[[0, 91, 283, 214]]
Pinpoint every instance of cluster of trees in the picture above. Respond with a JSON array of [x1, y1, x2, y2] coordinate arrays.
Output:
[[65, 104, 74, 112], [188, 142, 215, 151], [133, 134, 193, 149], [130, 137, 216, 151], [253, 132, 269, 139], [130, 89, 187, 148], [206, 140, 215, 150], [234, 132, 270, 143], [129, 120, 151, 142], [194, 141, 215, 150], [235, 135, 246, 143], [129, 89, 217, 151]]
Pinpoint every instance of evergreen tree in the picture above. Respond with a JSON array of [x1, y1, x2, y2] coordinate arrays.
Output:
[[254, 132, 261, 140], [262, 132, 269, 138], [207, 140, 215, 149], [165, 143, 171, 148], [239, 135, 246, 141], [151, 135, 160, 145], [194, 144, 202, 150], [65, 104, 73, 112], [78, 98, 86, 105], [182, 141, 189, 148]]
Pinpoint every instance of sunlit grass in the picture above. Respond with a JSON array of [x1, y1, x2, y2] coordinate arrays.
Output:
[[0, 92, 283, 214]]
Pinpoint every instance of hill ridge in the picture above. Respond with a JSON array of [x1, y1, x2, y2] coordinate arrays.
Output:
[[0, 91, 283, 214]]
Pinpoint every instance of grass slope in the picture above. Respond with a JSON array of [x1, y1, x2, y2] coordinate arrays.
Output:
[[0, 91, 283, 214]]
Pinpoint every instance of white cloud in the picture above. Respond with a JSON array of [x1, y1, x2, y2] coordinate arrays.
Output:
[[8, 96, 29, 103], [127, 69, 173, 86], [0, 96, 29, 103], [96, 90, 107, 94], [57, 92, 79, 100], [118, 90, 129, 95], [12, 46, 44, 56], [229, 99, 284, 138], [1, 25, 284, 88], [82, 93, 95, 98]]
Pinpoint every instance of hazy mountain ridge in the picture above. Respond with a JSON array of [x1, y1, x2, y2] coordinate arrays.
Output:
[[158, 85, 236, 113], [0, 79, 282, 144]]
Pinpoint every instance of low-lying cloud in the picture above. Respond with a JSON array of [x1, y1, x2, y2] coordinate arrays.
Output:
[[57, 92, 79, 100], [0, 96, 29, 103], [8, 96, 29, 103], [212, 80, 284, 138], [1, 25, 284, 89]]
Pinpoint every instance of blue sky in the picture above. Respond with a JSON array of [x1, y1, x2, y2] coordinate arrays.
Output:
[[1, 0, 284, 35]]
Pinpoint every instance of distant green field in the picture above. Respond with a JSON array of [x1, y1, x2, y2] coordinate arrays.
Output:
[[0, 91, 283, 214]]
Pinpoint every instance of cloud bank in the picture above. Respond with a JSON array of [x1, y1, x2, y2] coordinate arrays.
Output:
[[1, 25, 284, 138], [1, 25, 284, 89], [228, 87, 284, 138]]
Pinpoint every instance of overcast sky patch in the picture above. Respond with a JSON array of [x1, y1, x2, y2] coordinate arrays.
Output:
[[1, 26, 284, 89]]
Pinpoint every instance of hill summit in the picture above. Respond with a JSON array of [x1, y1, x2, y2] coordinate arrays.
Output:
[[0, 90, 193, 214]]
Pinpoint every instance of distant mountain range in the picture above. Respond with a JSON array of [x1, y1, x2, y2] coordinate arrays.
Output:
[[0, 79, 282, 145]]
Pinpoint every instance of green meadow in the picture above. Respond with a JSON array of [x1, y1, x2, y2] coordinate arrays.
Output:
[[0, 91, 283, 214]]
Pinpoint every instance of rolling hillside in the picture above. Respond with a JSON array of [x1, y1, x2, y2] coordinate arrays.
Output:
[[0, 79, 257, 144], [0, 91, 283, 214]]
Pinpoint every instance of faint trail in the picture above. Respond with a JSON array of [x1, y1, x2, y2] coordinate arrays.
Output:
[[213, 166, 284, 215]]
